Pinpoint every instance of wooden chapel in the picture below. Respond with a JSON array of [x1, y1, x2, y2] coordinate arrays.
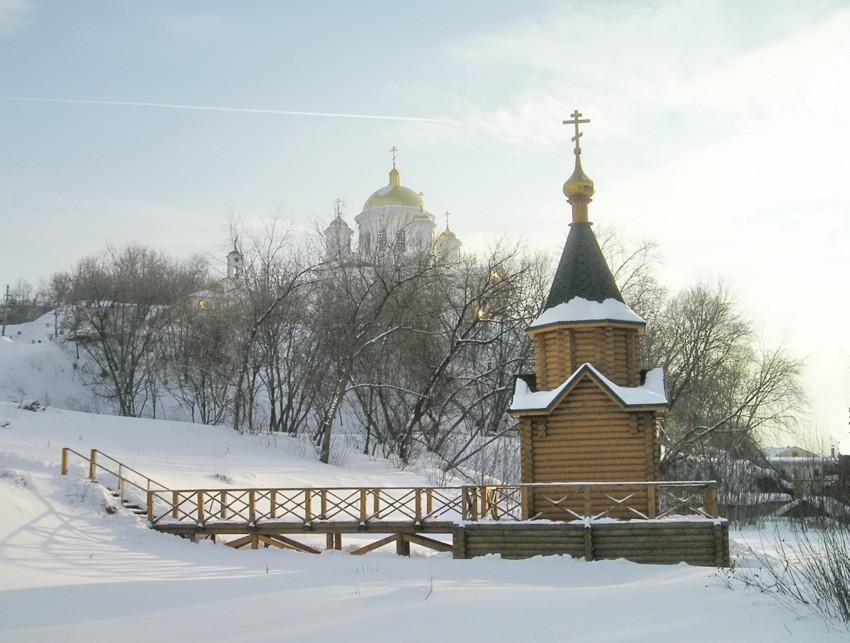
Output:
[[510, 111, 668, 520]]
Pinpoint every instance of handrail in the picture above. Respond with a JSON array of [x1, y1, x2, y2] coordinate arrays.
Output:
[[61, 447, 719, 529], [146, 481, 719, 526], [61, 447, 171, 506]]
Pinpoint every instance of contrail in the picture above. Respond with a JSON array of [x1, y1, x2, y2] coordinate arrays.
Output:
[[0, 96, 448, 123]]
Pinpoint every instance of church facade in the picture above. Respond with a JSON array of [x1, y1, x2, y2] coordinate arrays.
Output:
[[324, 150, 462, 265]]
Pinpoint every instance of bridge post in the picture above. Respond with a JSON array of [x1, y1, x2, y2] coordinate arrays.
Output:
[[705, 484, 718, 518], [396, 534, 410, 556], [89, 449, 97, 481]]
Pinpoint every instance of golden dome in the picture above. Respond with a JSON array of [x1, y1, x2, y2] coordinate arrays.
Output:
[[563, 154, 595, 200], [363, 167, 425, 209], [438, 228, 457, 240], [328, 216, 350, 228]]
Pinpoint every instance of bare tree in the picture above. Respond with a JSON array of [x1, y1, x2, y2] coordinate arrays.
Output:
[[597, 226, 666, 322], [343, 243, 549, 476], [228, 221, 319, 433], [643, 282, 805, 476], [597, 230, 806, 484], [160, 298, 239, 425], [60, 244, 208, 417], [310, 246, 437, 464]]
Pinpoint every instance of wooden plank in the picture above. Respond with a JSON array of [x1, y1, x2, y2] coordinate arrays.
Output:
[[261, 534, 320, 554], [454, 521, 728, 566], [350, 534, 399, 556], [225, 535, 253, 549], [403, 533, 452, 553]]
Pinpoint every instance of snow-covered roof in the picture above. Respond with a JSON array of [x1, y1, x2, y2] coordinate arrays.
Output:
[[529, 296, 645, 330], [763, 446, 821, 459], [510, 363, 666, 414]]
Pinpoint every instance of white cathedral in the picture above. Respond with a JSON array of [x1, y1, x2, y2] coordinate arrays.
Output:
[[323, 151, 462, 265]]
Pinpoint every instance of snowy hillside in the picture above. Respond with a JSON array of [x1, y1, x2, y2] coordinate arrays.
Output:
[[0, 317, 845, 641], [0, 312, 96, 412]]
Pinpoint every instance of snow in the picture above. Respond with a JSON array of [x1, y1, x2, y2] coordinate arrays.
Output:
[[530, 296, 645, 329], [510, 363, 667, 413], [0, 316, 844, 641]]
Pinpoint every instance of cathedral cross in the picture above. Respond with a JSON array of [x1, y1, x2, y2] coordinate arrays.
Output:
[[563, 110, 590, 155], [334, 198, 342, 218], [444, 211, 451, 230], [390, 146, 398, 169]]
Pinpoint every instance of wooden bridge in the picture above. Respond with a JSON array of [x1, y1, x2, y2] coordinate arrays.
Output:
[[61, 448, 729, 565]]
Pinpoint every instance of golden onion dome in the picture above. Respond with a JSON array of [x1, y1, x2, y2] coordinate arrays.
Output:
[[563, 154, 595, 200], [363, 167, 425, 209], [328, 216, 351, 228], [438, 228, 457, 240]]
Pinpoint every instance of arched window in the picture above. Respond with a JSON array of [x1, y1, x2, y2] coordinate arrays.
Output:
[[396, 230, 407, 253]]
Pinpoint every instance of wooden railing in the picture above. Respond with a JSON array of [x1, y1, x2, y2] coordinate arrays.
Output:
[[61, 448, 719, 529], [516, 480, 719, 521], [145, 481, 718, 527], [61, 447, 170, 510]]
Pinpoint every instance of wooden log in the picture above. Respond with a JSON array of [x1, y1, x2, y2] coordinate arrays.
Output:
[[452, 525, 466, 559], [350, 534, 398, 556], [304, 489, 312, 524], [89, 449, 97, 481], [225, 535, 253, 549], [403, 533, 452, 553], [219, 490, 228, 519], [61, 448, 69, 475], [261, 535, 320, 554], [197, 491, 205, 524], [396, 533, 410, 556]]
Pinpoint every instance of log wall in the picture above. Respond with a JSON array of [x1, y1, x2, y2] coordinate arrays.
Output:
[[453, 520, 730, 567], [519, 377, 659, 519], [531, 323, 642, 389]]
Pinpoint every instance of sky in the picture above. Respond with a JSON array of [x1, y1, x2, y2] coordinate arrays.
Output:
[[1, 1, 848, 446]]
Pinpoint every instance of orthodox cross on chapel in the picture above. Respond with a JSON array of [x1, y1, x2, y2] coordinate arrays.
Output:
[[563, 109, 590, 155], [509, 110, 667, 520]]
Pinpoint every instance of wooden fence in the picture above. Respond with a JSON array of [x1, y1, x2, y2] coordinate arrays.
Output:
[[61, 447, 727, 564]]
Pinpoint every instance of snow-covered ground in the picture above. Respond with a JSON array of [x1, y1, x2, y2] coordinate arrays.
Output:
[[0, 316, 845, 641]]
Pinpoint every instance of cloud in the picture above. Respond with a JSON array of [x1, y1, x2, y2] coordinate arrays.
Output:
[[0, 0, 30, 36], [426, 0, 850, 150]]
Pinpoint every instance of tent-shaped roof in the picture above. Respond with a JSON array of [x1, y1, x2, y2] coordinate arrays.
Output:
[[544, 222, 623, 310]]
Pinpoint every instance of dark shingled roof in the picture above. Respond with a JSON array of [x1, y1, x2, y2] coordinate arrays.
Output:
[[544, 222, 623, 310]]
